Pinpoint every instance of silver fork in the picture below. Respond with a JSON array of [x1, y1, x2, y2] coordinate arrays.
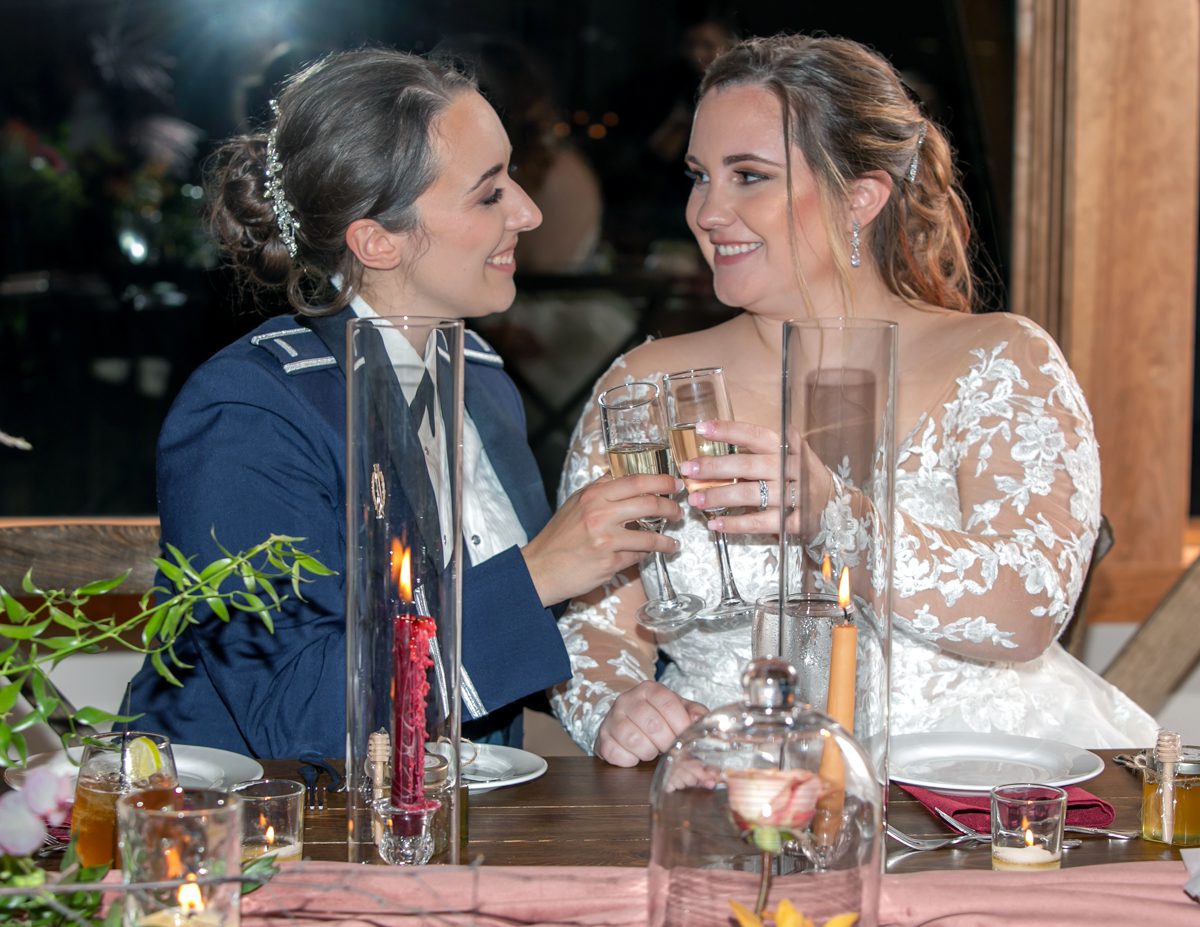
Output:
[[306, 783, 327, 813], [931, 806, 1134, 841], [886, 824, 989, 850]]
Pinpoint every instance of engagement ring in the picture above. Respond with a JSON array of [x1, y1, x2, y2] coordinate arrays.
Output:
[[758, 479, 769, 510]]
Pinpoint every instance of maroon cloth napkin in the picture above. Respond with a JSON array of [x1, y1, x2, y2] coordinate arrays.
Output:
[[899, 783, 1115, 832]]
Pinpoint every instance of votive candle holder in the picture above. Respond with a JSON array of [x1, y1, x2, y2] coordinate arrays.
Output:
[[116, 787, 242, 926], [990, 783, 1066, 871], [230, 778, 305, 864]]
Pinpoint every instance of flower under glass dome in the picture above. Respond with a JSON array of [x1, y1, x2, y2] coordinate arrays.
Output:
[[649, 658, 882, 927]]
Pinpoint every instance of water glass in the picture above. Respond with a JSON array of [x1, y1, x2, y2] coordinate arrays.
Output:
[[752, 594, 846, 711], [990, 783, 1066, 871], [71, 731, 178, 867], [117, 788, 242, 926], [231, 779, 305, 863]]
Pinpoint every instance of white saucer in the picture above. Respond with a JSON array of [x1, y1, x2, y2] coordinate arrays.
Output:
[[4, 744, 264, 791], [461, 744, 547, 794], [890, 732, 1104, 793]]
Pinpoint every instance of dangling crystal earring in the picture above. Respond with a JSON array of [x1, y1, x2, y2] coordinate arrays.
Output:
[[850, 219, 862, 268]]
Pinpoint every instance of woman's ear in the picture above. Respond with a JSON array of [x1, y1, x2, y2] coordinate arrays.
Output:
[[849, 171, 893, 227], [345, 219, 407, 270]]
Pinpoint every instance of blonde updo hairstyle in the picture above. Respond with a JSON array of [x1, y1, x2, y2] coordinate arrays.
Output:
[[698, 34, 975, 313], [205, 47, 475, 315]]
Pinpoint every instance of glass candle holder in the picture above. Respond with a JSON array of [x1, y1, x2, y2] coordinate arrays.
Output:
[[346, 316, 465, 865], [990, 783, 1066, 871], [231, 779, 305, 864], [117, 788, 242, 927], [779, 318, 896, 785]]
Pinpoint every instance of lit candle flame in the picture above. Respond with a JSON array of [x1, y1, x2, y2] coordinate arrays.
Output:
[[178, 876, 204, 913], [390, 538, 413, 602], [837, 565, 851, 610], [265, 824, 276, 846], [1024, 828, 1035, 848], [821, 552, 832, 583]]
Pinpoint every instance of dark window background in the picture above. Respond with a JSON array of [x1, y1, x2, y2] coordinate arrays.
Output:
[[0, 0, 1014, 515]]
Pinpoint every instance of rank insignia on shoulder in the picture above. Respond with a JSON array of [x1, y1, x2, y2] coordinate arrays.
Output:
[[464, 330, 504, 368], [251, 325, 337, 374]]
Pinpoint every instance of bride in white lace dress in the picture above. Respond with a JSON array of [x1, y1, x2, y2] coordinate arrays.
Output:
[[550, 34, 1158, 764]]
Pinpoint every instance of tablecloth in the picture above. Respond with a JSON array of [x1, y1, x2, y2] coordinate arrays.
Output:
[[238, 859, 1197, 926]]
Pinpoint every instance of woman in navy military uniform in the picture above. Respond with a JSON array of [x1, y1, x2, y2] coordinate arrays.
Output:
[[128, 48, 682, 760]]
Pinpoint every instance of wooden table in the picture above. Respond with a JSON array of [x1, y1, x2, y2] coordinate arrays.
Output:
[[265, 750, 1184, 871]]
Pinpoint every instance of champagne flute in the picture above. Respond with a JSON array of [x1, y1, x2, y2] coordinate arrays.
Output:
[[598, 381, 703, 630], [663, 367, 750, 618], [71, 730, 178, 867]]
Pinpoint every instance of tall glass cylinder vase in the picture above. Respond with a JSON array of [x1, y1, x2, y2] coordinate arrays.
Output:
[[774, 318, 896, 788], [346, 316, 464, 865]]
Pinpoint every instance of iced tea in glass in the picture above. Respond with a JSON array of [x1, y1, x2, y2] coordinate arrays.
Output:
[[70, 731, 177, 867]]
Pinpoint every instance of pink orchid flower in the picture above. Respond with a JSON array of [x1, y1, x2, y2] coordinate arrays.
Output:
[[0, 768, 74, 856]]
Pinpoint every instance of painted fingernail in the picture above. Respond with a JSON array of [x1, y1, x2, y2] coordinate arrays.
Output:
[[696, 421, 713, 436], [707, 518, 725, 531], [678, 461, 698, 476], [674, 478, 685, 492], [688, 491, 706, 508]]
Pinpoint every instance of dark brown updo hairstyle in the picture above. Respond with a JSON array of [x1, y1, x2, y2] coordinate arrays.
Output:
[[699, 34, 975, 313], [205, 47, 475, 315]]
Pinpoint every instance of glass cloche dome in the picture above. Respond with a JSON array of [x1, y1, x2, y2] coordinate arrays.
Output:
[[649, 658, 882, 927]]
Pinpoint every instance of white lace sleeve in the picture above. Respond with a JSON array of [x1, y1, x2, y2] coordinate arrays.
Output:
[[892, 317, 1101, 661], [548, 359, 659, 754]]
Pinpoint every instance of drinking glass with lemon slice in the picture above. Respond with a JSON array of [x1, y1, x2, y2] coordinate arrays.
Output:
[[70, 731, 177, 866]]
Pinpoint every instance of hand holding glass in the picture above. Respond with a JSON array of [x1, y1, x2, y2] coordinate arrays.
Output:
[[598, 381, 702, 630], [663, 367, 749, 618]]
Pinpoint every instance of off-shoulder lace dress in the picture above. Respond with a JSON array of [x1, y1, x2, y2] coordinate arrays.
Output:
[[550, 315, 1158, 752]]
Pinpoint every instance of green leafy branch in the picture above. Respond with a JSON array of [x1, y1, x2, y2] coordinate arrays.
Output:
[[0, 533, 334, 769]]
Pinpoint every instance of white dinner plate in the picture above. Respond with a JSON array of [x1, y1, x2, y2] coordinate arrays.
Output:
[[889, 732, 1104, 793], [461, 743, 547, 794], [3, 743, 264, 791]]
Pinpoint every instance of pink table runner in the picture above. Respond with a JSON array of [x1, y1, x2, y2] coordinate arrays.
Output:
[[238, 860, 1196, 926]]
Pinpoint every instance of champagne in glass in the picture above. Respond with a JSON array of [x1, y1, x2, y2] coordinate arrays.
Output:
[[598, 382, 703, 630], [663, 367, 750, 618]]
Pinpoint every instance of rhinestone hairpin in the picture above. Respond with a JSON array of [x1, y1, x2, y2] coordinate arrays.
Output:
[[264, 100, 300, 259], [907, 123, 928, 183]]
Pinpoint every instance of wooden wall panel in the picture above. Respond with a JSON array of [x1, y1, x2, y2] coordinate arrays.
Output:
[[1012, 0, 1199, 623]]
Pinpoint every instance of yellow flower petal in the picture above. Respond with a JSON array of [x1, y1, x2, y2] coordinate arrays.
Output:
[[775, 900, 813, 927], [821, 914, 860, 927], [729, 899, 764, 927]]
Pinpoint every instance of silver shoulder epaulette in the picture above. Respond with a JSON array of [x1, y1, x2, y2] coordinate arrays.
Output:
[[251, 324, 337, 375], [464, 330, 504, 368]]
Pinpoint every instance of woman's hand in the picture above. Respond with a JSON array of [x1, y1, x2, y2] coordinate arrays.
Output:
[[595, 681, 708, 766], [522, 474, 683, 607], [677, 420, 833, 536]]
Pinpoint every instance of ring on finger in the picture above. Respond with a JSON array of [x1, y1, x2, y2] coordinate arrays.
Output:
[[757, 479, 769, 511]]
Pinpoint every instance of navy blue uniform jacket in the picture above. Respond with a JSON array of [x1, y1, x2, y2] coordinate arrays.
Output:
[[128, 311, 571, 759]]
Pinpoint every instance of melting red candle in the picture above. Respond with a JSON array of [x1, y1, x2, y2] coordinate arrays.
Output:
[[390, 539, 437, 815]]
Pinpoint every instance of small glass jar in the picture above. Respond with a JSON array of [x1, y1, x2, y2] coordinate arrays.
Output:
[[649, 658, 882, 927], [1141, 745, 1200, 846]]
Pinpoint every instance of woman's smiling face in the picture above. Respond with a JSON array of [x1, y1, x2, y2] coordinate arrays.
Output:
[[685, 83, 837, 318], [399, 90, 542, 319]]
